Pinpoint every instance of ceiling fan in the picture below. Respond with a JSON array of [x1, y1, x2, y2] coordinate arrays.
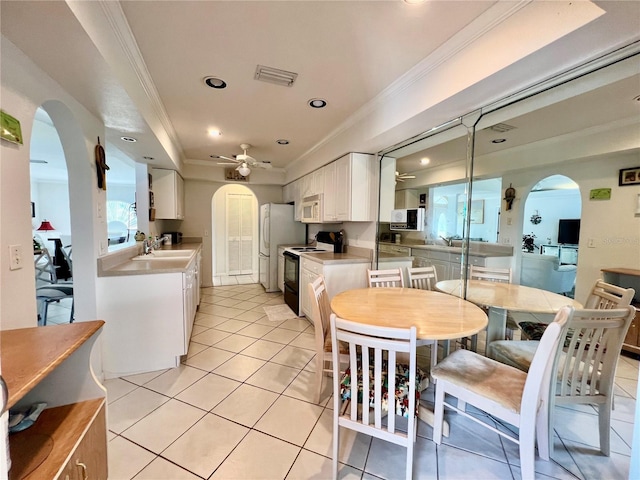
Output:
[[395, 171, 416, 183], [214, 143, 272, 176]]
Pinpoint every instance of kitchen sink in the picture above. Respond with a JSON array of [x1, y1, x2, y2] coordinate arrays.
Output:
[[131, 250, 193, 260]]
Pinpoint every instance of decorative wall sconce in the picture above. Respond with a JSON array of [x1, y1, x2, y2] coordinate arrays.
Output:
[[530, 210, 542, 224], [504, 183, 516, 210]]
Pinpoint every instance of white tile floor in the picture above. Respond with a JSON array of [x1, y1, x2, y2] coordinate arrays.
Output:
[[50, 282, 638, 479]]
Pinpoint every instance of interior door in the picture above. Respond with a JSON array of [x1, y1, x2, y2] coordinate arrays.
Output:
[[227, 193, 254, 275]]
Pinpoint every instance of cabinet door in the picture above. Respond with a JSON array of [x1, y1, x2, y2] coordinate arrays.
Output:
[[278, 255, 285, 292], [176, 173, 185, 219], [312, 169, 324, 196], [335, 155, 351, 221], [429, 258, 452, 281], [292, 180, 302, 221], [59, 403, 107, 480], [323, 162, 337, 222], [300, 268, 318, 318]]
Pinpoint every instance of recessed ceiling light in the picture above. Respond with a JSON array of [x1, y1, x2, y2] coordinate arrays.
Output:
[[143, 156, 154, 161], [634, 94, 640, 103], [276, 139, 289, 145], [208, 129, 222, 137], [308, 98, 327, 108], [491, 138, 507, 144], [420, 157, 430, 165], [121, 136, 137, 142], [204, 76, 227, 89]]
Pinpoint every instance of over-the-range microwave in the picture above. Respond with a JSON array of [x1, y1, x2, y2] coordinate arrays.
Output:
[[390, 208, 425, 231], [301, 194, 323, 223]]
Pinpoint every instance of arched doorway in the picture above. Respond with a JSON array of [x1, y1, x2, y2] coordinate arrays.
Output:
[[211, 185, 259, 285], [34, 100, 99, 323], [520, 174, 581, 297]]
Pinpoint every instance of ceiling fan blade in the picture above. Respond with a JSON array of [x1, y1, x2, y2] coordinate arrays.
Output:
[[217, 162, 238, 165]]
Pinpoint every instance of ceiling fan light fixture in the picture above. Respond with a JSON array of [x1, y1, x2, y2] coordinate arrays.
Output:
[[308, 98, 327, 108], [204, 76, 227, 89], [254, 65, 297, 87], [237, 163, 251, 177]]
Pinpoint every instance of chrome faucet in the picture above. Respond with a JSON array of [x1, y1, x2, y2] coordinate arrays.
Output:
[[143, 236, 162, 254], [440, 236, 453, 247]]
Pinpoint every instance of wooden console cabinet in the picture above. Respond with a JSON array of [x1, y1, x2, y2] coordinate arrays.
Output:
[[601, 268, 640, 355], [2, 321, 107, 479]]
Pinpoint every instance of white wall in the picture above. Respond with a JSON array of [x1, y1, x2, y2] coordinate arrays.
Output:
[[181, 179, 283, 286], [1, 36, 105, 330], [523, 189, 581, 246]]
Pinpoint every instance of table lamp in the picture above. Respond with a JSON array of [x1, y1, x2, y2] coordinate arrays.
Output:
[[36, 220, 56, 232]]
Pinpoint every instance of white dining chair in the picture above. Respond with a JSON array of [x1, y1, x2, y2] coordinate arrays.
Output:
[[367, 268, 405, 288], [330, 313, 426, 479], [407, 265, 437, 291], [406, 266, 440, 367], [308, 276, 349, 403], [490, 280, 635, 372], [464, 265, 514, 350], [517, 279, 634, 341], [432, 306, 572, 480]]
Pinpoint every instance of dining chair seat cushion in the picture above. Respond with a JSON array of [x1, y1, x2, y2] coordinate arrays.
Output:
[[519, 321, 548, 340], [339, 362, 428, 417], [431, 349, 527, 414]]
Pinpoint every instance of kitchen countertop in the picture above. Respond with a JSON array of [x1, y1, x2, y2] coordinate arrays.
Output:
[[379, 241, 513, 257], [98, 243, 202, 276], [301, 251, 371, 265]]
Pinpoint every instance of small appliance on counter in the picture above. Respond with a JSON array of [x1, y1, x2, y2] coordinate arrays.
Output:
[[162, 231, 183, 244], [316, 230, 344, 253]]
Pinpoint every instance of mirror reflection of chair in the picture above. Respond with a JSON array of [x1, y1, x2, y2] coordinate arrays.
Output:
[[367, 268, 405, 288], [36, 284, 74, 325], [406, 266, 440, 367], [34, 248, 58, 284]]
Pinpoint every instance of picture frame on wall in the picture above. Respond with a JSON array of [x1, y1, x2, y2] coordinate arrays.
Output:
[[619, 166, 640, 186]]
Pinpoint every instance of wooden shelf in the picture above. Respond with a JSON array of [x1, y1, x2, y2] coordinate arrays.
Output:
[[8, 399, 106, 480], [1, 320, 107, 479], [1, 321, 104, 409]]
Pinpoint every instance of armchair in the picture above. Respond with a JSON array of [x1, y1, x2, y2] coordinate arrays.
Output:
[[520, 252, 576, 295]]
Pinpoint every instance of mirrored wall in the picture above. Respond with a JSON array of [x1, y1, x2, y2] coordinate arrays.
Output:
[[375, 45, 640, 303]]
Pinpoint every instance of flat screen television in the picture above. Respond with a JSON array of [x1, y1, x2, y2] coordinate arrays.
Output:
[[558, 219, 580, 245]]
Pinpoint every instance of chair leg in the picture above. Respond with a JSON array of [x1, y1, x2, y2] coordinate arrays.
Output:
[[433, 384, 445, 444], [332, 415, 340, 480], [519, 420, 537, 480], [598, 401, 611, 456], [70, 298, 75, 323], [406, 428, 414, 479], [535, 400, 550, 461], [314, 356, 325, 404], [430, 341, 438, 368], [42, 300, 50, 326]]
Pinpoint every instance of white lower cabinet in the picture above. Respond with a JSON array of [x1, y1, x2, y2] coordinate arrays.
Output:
[[411, 248, 511, 281], [97, 254, 202, 378], [301, 257, 369, 324]]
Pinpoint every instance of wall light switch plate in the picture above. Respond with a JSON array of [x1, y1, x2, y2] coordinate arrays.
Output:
[[9, 244, 23, 270], [587, 238, 596, 248]]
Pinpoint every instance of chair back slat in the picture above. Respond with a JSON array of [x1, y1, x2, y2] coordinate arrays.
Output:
[[552, 307, 635, 400], [469, 265, 512, 283], [583, 279, 634, 309], [331, 314, 417, 436], [407, 266, 438, 290], [368, 268, 405, 288]]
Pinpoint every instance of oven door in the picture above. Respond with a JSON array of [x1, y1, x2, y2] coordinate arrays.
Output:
[[283, 251, 299, 292]]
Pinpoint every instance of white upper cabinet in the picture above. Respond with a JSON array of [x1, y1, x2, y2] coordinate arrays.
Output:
[[334, 153, 376, 222], [379, 157, 396, 222], [152, 168, 185, 220], [322, 162, 338, 222]]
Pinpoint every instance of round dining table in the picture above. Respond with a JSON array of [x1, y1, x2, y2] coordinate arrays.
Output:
[[435, 279, 582, 354], [330, 287, 488, 436]]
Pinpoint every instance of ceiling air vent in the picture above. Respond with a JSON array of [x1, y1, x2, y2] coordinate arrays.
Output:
[[485, 123, 517, 133], [254, 65, 298, 87]]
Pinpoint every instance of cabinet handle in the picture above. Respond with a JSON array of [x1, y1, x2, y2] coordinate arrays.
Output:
[[76, 460, 88, 480]]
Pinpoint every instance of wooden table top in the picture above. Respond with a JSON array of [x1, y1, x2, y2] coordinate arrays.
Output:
[[435, 279, 582, 313], [330, 288, 488, 340]]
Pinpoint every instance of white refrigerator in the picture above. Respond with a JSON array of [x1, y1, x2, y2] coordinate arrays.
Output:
[[259, 203, 305, 292]]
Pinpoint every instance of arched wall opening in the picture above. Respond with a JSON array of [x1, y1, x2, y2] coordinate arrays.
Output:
[[211, 184, 259, 284]]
